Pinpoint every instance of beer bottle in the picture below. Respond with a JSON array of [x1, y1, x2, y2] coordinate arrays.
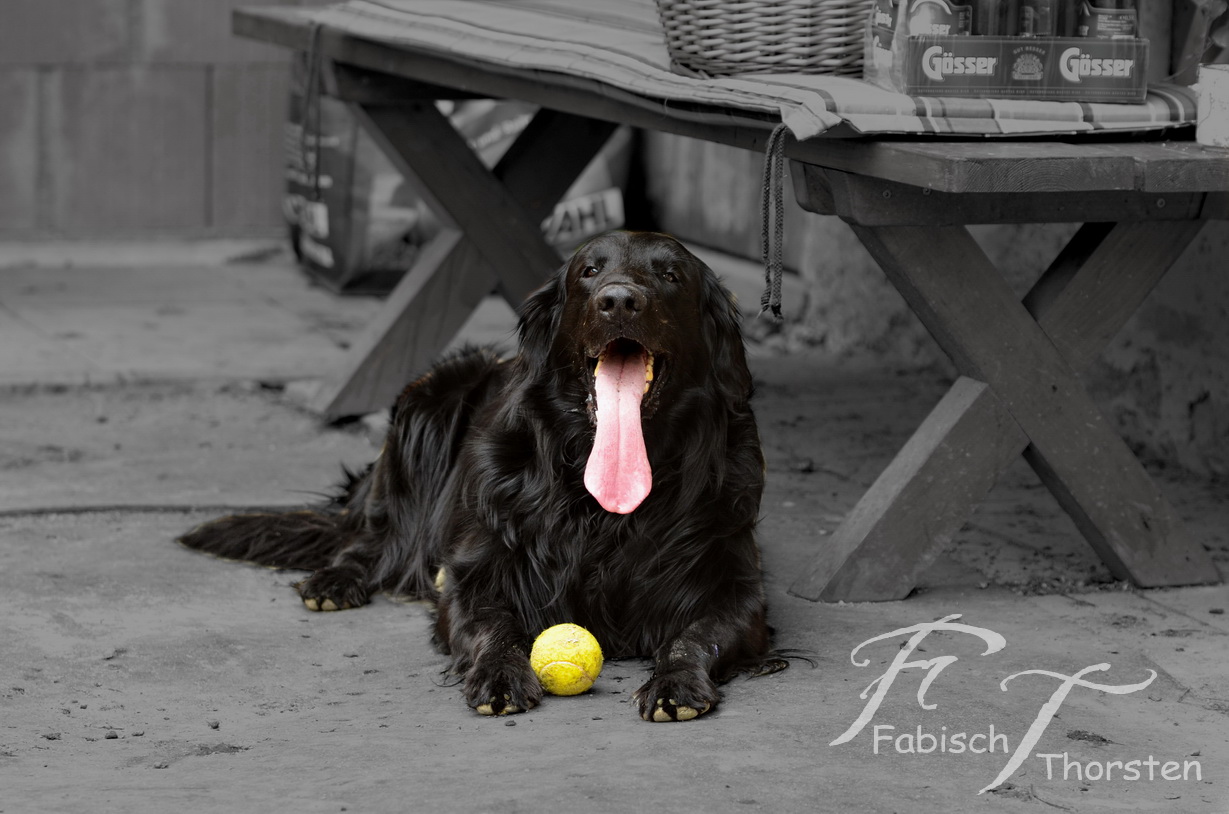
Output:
[[1077, 0, 1136, 37], [1056, 0, 1078, 35], [974, 0, 1018, 35], [1019, 0, 1056, 35]]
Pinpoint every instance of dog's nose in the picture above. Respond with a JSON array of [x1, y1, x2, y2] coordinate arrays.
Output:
[[596, 283, 647, 321]]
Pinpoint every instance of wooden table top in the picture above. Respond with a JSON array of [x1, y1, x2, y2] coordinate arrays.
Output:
[[235, 5, 1229, 196]]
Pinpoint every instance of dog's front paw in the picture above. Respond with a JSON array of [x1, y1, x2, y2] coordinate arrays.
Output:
[[465, 654, 542, 716], [634, 668, 720, 722], [295, 566, 370, 612]]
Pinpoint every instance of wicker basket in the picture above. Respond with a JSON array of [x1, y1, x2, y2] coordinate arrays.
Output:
[[655, 0, 874, 77]]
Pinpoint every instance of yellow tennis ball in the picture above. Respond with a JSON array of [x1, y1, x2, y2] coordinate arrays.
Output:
[[530, 623, 604, 696]]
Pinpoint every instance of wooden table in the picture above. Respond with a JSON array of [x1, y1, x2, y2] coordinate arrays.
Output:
[[235, 5, 1229, 601]]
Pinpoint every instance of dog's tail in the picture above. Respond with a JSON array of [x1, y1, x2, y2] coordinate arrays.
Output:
[[179, 346, 506, 581], [177, 466, 368, 570], [177, 510, 345, 571]]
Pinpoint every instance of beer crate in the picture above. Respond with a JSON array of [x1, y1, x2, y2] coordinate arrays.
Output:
[[900, 34, 1147, 101], [864, 0, 1149, 102]]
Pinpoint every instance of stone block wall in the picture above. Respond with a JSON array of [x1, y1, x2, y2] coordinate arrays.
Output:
[[0, 0, 325, 237]]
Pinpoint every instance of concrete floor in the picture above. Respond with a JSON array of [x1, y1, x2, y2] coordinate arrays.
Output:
[[1, 242, 1227, 813]]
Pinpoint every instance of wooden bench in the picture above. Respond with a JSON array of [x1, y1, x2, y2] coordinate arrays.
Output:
[[235, 2, 1229, 601]]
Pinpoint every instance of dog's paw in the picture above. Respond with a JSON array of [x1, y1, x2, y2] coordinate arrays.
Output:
[[465, 655, 542, 717], [634, 668, 720, 722], [295, 567, 370, 612]]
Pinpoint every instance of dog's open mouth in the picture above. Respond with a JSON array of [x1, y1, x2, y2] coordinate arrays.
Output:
[[586, 339, 655, 394], [583, 339, 656, 515]]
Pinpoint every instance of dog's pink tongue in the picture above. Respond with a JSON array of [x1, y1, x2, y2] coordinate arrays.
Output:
[[584, 350, 651, 514]]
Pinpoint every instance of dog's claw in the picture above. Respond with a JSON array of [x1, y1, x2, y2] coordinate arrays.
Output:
[[475, 695, 524, 716], [302, 596, 349, 612], [294, 568, 369, 613], [647, 696, 708, 722]]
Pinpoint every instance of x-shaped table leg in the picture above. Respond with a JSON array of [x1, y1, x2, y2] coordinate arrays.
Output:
[[312, 100, 616, 417], [791, 218, 1220, 601]]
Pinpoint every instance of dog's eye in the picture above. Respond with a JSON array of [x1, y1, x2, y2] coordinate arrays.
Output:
[[580, 265, 599, 279], [663, 270, 679, 284]]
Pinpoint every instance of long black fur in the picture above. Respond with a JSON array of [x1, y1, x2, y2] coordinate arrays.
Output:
[[179, 231, 784, 720]]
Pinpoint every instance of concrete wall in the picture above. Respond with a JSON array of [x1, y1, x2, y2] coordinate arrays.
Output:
[[643, 133, 1229, 479], [0, 0, 326, 238]]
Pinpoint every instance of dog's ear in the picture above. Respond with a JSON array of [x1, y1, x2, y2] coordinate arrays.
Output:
[[698, 261, 754, 408], [515, 263, 567, 372]]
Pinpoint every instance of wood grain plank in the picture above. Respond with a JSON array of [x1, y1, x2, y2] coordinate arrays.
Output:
[[791, 140, 1229, 195], [1033, 220, 1207, 370], [794, 164, 1210, 225], [313, 229, 494, 417], [1019, 222, 1115, 316], [493, 109, 620, 223], [791, 222, 1215, 601], [1201, 192, 1229, 219], [314, 106, 616, 417], [1129, 142, 1229, 192], [790, 376, 1019, 601], [351, 101, 560, 304], [849, 222, 1218, 588], [792, 224, 1110, 600], [792, 140, 1142, 194], [323, 62, 482, 104], [790, 224, 1104, 601]]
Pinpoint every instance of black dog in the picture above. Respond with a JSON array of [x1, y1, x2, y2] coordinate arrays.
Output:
[[180, 231, 785, 721]]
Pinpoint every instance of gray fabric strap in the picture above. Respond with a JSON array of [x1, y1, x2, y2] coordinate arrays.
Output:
[[759, 122, 789, 320]]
